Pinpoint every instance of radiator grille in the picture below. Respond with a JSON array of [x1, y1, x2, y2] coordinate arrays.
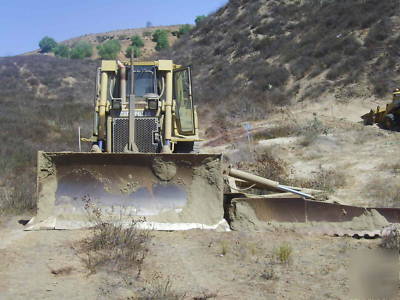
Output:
[[112, 117, 159, 153]]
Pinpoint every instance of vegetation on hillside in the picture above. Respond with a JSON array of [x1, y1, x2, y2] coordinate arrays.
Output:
[[162, 0, 400, 122], [152, 29, 170, 51], [97, 40, 121, 59], [70, 41, 93, 59], [39, 36, 57, 53], [195, 15, 207, 25], [125, 35, 145, 58], [38, 36, 94, 59], [0, 55, 97, 213], [175, 24, 192, 38]]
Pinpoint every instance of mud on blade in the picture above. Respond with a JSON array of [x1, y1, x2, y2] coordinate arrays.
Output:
[[29, 152, 224, 230]]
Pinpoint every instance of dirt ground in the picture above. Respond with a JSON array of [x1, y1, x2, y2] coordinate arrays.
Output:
[[1, 214, 396, 300], [2, 97, 400, 299]]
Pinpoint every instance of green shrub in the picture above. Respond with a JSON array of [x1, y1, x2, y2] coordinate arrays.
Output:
[[274, 243, 292, 264], [39, 36, 57, 53], [195, 15, 207, 25], [125, 46, 141, 58], [152, 29, 168, 42], [130, 35, 144, 48], [97, 40, 121, 59], [152, 29, 169, 51], [53, 44, 70, 58], [70, 41, 93, 59], [177, 24, 192, 37]]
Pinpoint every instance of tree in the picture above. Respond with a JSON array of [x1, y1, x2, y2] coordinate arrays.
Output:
[[53, 44, 70, 58], [146, 21, 152, 28], [177, 24, 192, 38], [39, 36, 57, 53], [125, 46, 141, 58], [130, 35, 144, 48], [70, 41, 93, 59], [152, 29, 169, 51], [195, 15, 207, 25], [97, 40, 121, 59]]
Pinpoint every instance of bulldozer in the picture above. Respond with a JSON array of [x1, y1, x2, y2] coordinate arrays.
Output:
[[27, 59, 400, 236], [361, 89, 400, 130]]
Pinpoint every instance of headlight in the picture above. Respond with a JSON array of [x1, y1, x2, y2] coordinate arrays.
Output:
[[148, 99, 158, 110]]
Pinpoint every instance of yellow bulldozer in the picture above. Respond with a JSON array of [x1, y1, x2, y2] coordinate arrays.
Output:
[[27, 60, 400, 235], [361, 89, 400, 130]]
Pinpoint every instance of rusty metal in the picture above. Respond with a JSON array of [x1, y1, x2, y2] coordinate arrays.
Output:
[[229, 197, 400, 237]]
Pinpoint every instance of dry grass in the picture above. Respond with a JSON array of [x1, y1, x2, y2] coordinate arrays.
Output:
[[379, 161, 400, 175], [0, 172, 36, 214], [299, 116, 328, 146], [78, 199, 151, 275], [0, 55, 96, 214], [306, 166, 346, 193], [363, 177, 400, 207], [253, 124, 298, 141], [260, 267, 277, 281], [274, 243, 293, 265], [133, 273, 184, 300], [381, 225, 400, 251], [219, 240, 229, 256], [235, 148, 291, 184]]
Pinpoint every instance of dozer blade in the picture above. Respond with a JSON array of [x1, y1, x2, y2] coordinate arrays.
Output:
[[227, 197, 400, 237], [27, 152, 225, 230]]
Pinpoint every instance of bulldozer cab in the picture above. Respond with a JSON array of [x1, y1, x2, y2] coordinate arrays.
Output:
[[91, 60, 201, 154]]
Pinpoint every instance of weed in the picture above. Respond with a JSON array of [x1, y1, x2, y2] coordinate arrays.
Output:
[[78, 198, 151, 275], [235, 148, 290, 184], [274, 243, 293, 265], [220, 240, 229, 256], [260, 268, 277, 280], [299, 115, 328, 146], [297, 165, 346, 193], [380, 224, 400, 251], [379, 162, 400, 175], [137, 273, 184, 300], [363, 177, 400, 207]]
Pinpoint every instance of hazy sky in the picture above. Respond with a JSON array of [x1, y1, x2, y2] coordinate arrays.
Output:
[[0, 0, 228, 57]]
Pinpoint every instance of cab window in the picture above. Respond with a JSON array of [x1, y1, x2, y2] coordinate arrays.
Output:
[[173, 67, 195, 135]]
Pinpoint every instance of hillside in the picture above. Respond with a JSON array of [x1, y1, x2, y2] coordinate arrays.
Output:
[[2, 2, 400, 298], [0, 55, 97, 212], [2, 0, 400, 213], [25, 25, 182, 60], [162, 0, 400, 122]]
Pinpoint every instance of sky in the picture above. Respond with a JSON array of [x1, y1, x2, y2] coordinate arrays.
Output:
[[0, 0, 228, 57]]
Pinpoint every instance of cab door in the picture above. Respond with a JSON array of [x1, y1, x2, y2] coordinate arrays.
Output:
[[173, 66, 195, 135]]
